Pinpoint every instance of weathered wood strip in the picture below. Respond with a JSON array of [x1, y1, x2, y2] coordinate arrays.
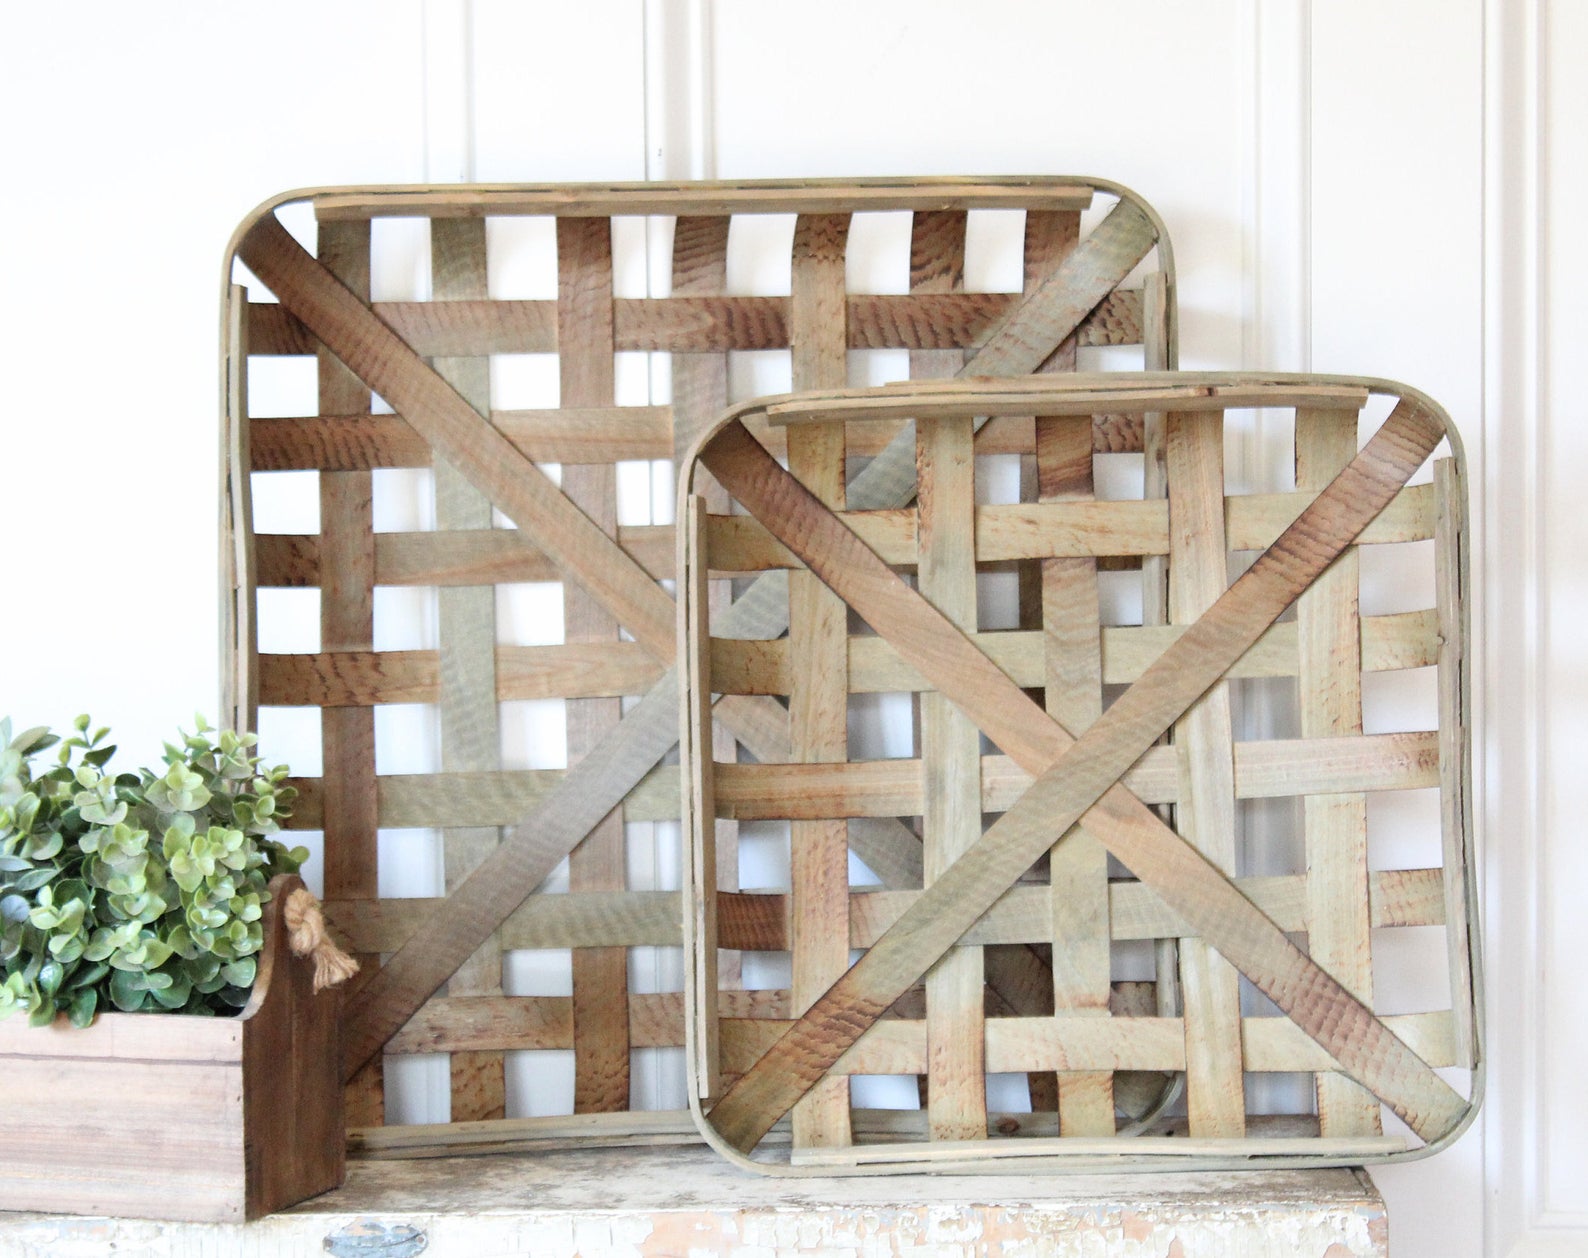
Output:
[[556, 217, 630, 1115], [1166, 410, 1246, 1137], [1436, 457, 1478, 1068], [313, 218, 383, 1127], [1039, 411, 1115, 1135], [786, 211, 854, 1150], [1296, 406, 1381, 1135], [284, 729, 1438, 833], [244, 290, 1145, 357], [251, 408, 674, 469], [697, 396, 1465, 1151], [313, 177, 1096, 220], [700, 484, 1437, 572], [699, 610, 1442, 696], [917, 412, 987, 1140], [431, 216, 507, 1123], [323, 866, 1448, 957], [673, 216, 740, 1001]]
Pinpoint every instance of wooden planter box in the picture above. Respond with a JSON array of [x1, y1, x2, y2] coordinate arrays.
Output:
[[0, 874, 344, 1222]]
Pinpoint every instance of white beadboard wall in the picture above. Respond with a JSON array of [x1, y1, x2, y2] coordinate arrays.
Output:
[[0, 3, 1575, 1254]]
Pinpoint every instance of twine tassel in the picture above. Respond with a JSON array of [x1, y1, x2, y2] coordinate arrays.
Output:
[[283, 888, 361, 993]]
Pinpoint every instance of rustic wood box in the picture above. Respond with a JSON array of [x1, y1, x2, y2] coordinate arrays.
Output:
[[678, 373, 1481, 1173], [220, 177, 1175, 1152], [0, 874, 343, 1222]]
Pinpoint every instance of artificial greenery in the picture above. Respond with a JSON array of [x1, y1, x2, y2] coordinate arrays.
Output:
[[0, 716, 306, 1026]]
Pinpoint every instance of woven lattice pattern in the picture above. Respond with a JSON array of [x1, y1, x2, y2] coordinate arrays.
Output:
[[680, 374, 1477, 1171], [221, 179, 1172, 1138]]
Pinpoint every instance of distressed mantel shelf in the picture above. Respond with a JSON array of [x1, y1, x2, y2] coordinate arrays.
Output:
[[0, 1145, 1388, 1256]]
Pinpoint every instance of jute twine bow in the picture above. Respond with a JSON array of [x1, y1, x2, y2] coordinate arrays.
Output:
[[283, 888, 361, 993]]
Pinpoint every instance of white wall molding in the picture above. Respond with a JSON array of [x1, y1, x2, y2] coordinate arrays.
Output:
[[1481, 0, 1576, 1254]]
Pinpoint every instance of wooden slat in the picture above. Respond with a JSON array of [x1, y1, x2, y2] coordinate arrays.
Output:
[[673, 216, 740, 1003], [250, 408, 674, 469], [1039, 411, 1115, 1135], [284, 730, 1438, 833], [917, 412, 987, 1140], [702, 609, 1441, 697], [221, 285, 256, 733], [697, 396, 1465, 1152], [556, 217, 630, 1115], [786, 211, 853, 1150], [249, 404, 1145, 472], [1296, 407, 1380, 1135], [323, 866, 1448, 958], [700, 484, 1437, 572], [245, 290, 1144, 358], [701, 611, 1440, 697], [314, 218, 383, 1127], [313, 176, 1096, 220], [1166, 409, 1246, 1138], [1436, 457, 1478, 1068], [431, 216, 507, 1123]]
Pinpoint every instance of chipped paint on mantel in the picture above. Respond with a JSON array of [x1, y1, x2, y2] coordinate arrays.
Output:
[[0, 1147, 1389, 1257]]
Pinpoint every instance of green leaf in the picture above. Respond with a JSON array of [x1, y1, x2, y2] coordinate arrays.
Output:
[[67, 987, 97, 1027]]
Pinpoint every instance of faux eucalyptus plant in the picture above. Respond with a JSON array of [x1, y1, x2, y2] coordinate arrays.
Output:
[[0, 716, 307, 1026]]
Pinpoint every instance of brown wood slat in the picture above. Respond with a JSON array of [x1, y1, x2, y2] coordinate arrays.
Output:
[[313, 218, 383, 1127], [672, 215, 741, 1002], [1039, 412, 1115, 1136], [1166, 410, 1246, 1138], [245, 290, 1144, 357], [787, 211, 854, 1150], [322, 866, 1449, 958], [431, 216, 507, 1124], [557, 217, 630, 1115], [917, 412, 987, 1140], [312, 177, 1096, 220], [283, 730, 1439, 832], [702, 610, 1440, 697], [1296, 406, 1381, 1136], [693, 393, 1465, 1154]]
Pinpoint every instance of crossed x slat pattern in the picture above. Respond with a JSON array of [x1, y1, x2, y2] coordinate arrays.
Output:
[[227, 180, 1170, 1133], [681, 376, 1476, 1166]]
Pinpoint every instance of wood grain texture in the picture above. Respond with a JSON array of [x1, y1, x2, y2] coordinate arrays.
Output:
[[313, 218, 383, 1127], [557, 217, 630, 1114], [1295, 407, 1380, 1135], [0, 876, 341, 1222], [245, 289, 1146, 358], [431, 216, 507, 1124], [917, 414, 986, 1140], [696, 394, 1465, 1153], [1435, 457, 1478, 1069], [1039, 413, 1115, 1135], [323, 865, 1447, 958], [1166, 410, 1246, 1138], [787, 212, 853, 1149], [673, 216, 740, 997]]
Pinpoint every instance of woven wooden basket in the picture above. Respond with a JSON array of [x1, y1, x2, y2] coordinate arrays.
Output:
[[678, 372, 1480, 1173], [219, 177, 1174, 1151]]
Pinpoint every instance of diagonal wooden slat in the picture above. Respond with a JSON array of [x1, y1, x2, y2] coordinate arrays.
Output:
[[694, 397, 1466, 1151], [252, 202, 1158, 1078]]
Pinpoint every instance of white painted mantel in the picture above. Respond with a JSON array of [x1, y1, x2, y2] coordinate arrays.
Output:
[[0, 4, 1578, 1255]]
